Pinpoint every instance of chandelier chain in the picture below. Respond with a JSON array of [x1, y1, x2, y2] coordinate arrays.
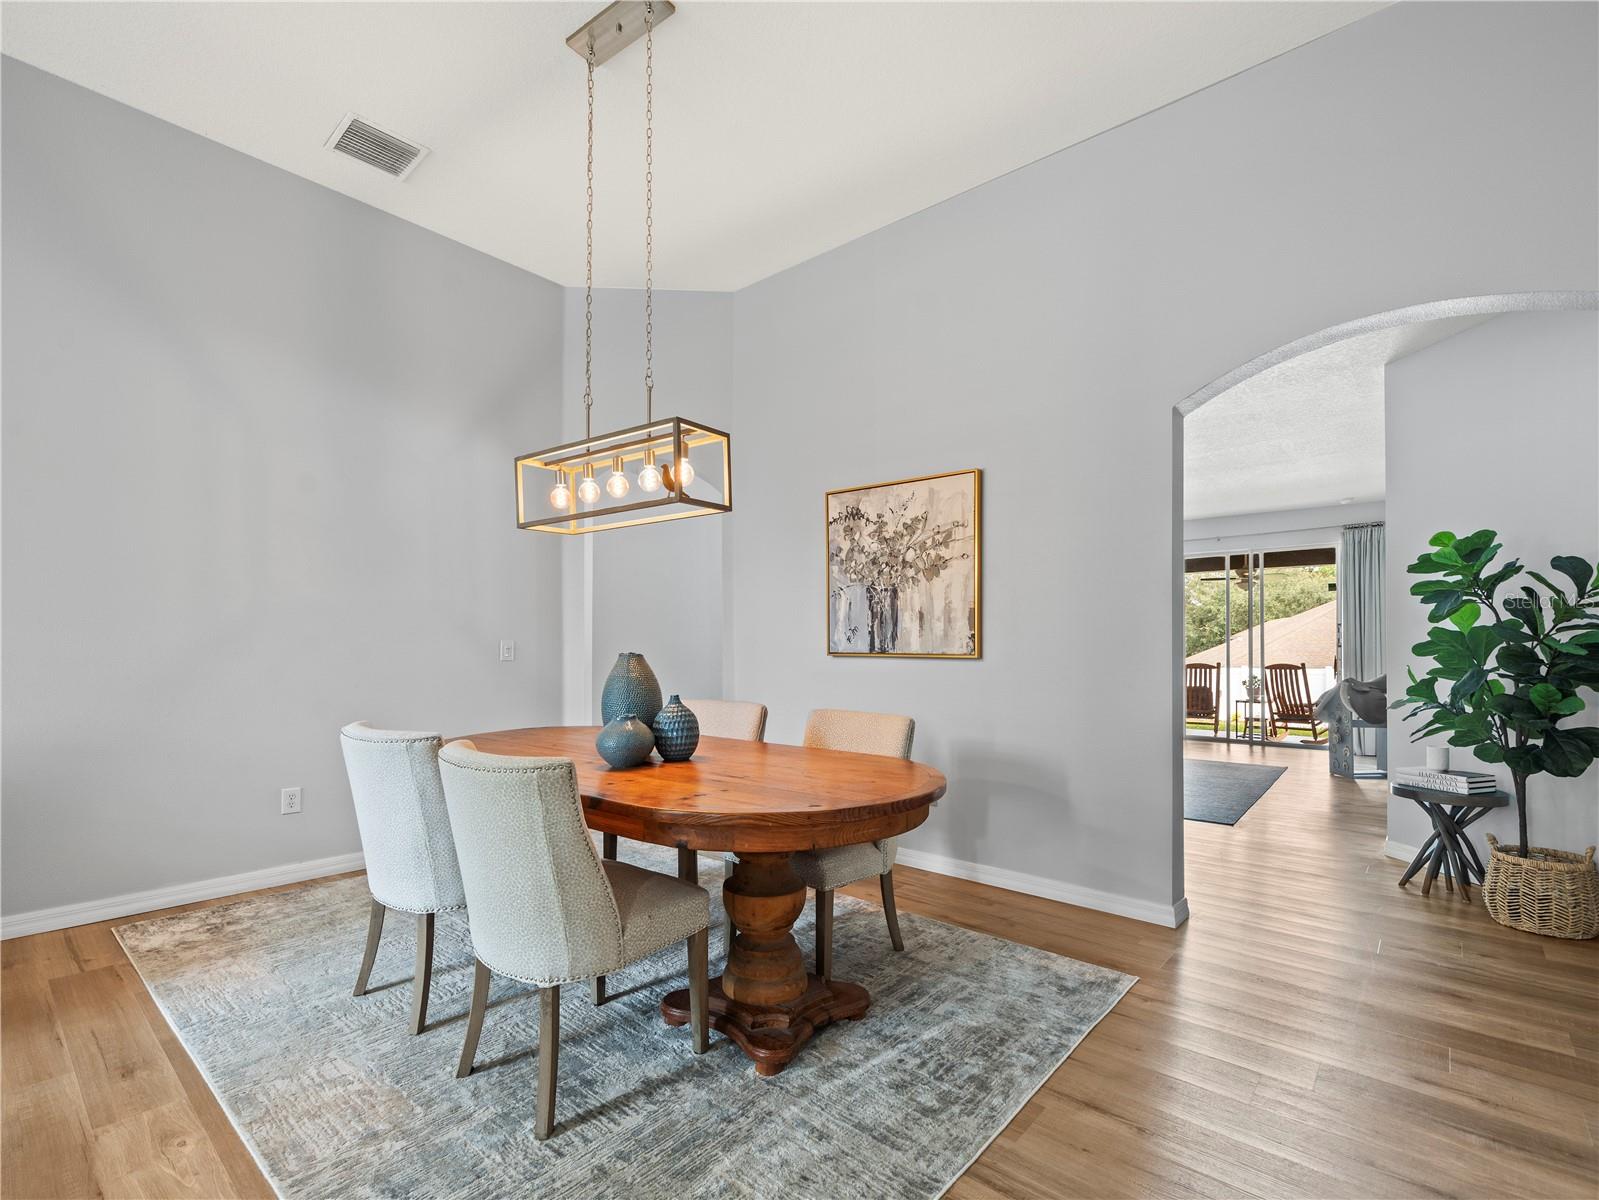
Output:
[[643, 1, 655, 419], [584, 42, 595, 442]]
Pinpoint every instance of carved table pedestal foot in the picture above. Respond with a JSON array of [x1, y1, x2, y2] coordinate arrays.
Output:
[[661, 850, 870, 1076]]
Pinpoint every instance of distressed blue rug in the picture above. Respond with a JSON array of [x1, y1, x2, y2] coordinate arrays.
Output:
[[115, 842, 1135, 1199], [1184, 759, 1287, 825]]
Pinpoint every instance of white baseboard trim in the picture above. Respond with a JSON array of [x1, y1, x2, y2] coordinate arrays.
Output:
[[0, 851, 367, 941], [894, 847, 1190, 929], [1384, 839, 1421, 863]]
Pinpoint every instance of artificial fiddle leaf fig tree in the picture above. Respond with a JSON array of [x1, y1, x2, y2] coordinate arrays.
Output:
[[1396, 530, 1599, 858]]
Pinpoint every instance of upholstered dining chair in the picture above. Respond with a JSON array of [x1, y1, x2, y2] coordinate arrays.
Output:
[[438, 740, 710, 1141], [683, 698, 768, 743], [792, 709, 916, 980], [339, 722, 465, 1036]]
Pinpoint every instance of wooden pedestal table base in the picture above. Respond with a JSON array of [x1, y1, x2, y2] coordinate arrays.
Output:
[[661, 852, 869, 1076]]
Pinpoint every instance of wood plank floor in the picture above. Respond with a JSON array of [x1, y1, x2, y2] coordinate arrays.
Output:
[[3, 743, 1595, 1198]]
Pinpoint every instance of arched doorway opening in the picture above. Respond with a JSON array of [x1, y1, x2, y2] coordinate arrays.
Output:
[[1171, 290, 1598, 909]]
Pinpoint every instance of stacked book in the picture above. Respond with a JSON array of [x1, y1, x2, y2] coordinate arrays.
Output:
[[1392, 768, 1498, 795]]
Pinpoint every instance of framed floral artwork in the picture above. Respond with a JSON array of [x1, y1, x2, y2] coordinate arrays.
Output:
[[825, 469, 981, 658]]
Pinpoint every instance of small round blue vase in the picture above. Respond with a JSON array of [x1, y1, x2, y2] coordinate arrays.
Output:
[[601, 652, 663, 728], [596, 714, 655, 770], [652, 695, 700, 762]]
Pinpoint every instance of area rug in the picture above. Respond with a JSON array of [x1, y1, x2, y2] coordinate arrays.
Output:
[[115, 843, 1134, 1200], [1184, 759, 1288, 825]]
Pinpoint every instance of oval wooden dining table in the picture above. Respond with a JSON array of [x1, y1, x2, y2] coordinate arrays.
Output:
[[457, 726, 947, 1076]]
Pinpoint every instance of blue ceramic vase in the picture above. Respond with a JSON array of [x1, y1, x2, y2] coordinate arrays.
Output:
[[601, 652, 663, 727], [596, 714, 655, 770], [652, 695, 700, 762]]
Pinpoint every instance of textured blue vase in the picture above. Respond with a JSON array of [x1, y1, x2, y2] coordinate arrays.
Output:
[[652, 695, 700, 762], [601, 652, 663, 728], [596, 714, 655, 770]]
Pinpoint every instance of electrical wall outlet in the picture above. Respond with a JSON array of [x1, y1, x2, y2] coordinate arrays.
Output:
[[499, 640, 516, 662], [281, 787, 302, 815]]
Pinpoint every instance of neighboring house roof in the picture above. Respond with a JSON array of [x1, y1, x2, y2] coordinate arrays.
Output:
[[1187, 599, 1336, 668]]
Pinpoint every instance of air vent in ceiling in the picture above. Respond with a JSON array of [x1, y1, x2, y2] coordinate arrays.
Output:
[[324, 113, 429, 180]]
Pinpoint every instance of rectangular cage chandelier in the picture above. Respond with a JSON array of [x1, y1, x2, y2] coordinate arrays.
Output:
[[515, 0, 731, 536], [516, 416, 731, 534]]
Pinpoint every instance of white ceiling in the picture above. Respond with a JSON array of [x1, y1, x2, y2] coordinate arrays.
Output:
[[1183, 315, 1492, 520], [1, 1, 1384, 291]]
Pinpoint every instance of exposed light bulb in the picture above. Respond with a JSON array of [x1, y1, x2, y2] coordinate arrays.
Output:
[[577, 473, 601, 505], [638, 460, 663, 493], [605, 466, 631, 499], [675, 455, 695, 488], [549, 482, 572, 510]]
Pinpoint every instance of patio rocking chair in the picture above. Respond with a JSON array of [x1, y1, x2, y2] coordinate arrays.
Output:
[[1264, 662, 1325, 742], [1185, 662, 1221, 736]]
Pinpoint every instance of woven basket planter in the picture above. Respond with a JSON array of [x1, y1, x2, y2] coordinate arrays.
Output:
[[1483, 835, 1599, 939]]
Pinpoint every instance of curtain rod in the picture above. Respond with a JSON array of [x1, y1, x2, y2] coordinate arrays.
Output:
[[1188, 518, 1384, 543]]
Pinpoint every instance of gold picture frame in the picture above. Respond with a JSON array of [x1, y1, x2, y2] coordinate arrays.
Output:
[[825, 468, 982, 659]]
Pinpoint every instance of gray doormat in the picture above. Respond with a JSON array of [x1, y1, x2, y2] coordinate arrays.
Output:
[[1184, 759, 1288, 825], [115, 843, 1134, 1199]]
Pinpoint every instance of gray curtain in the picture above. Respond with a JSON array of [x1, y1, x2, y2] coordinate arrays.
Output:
[[1340, 522, 1385, 754]]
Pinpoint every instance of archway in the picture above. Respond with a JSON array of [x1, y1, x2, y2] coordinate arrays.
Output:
[[1170, 289, 1599, 914]]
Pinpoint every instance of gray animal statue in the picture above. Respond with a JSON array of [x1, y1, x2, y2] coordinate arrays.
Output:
[[1318, 676, 1387, 778]]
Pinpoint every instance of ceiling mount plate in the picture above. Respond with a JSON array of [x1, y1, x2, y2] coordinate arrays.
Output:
[[566, 1, 676, 67]]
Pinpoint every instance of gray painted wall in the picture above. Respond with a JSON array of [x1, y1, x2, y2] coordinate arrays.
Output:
[[1385, 310, 1599, 859], [725, 2, 1597, 920], [1, 60, 568, 917], [5, 1, 1597, 927], [558, 288, 734, 720]]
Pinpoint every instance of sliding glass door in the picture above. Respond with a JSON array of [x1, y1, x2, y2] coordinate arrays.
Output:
[[1184, 546, 1336, 748]]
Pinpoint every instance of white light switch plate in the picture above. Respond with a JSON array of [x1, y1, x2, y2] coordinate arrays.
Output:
[[499, 640, 516, 662], [281, 787, 302, 815]]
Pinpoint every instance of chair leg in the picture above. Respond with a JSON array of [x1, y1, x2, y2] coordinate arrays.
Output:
[[410, 913, 435, 1035], [353, 899, 385, 997], [674, 851, 709, 1054], [535, 985, 560, 1141], [880, 870, 906, 952], [593, 834, 620, 1002], [456, 960, 491, 1078], [686, 928, 709, 1054], [815, 888, 834, 980]]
